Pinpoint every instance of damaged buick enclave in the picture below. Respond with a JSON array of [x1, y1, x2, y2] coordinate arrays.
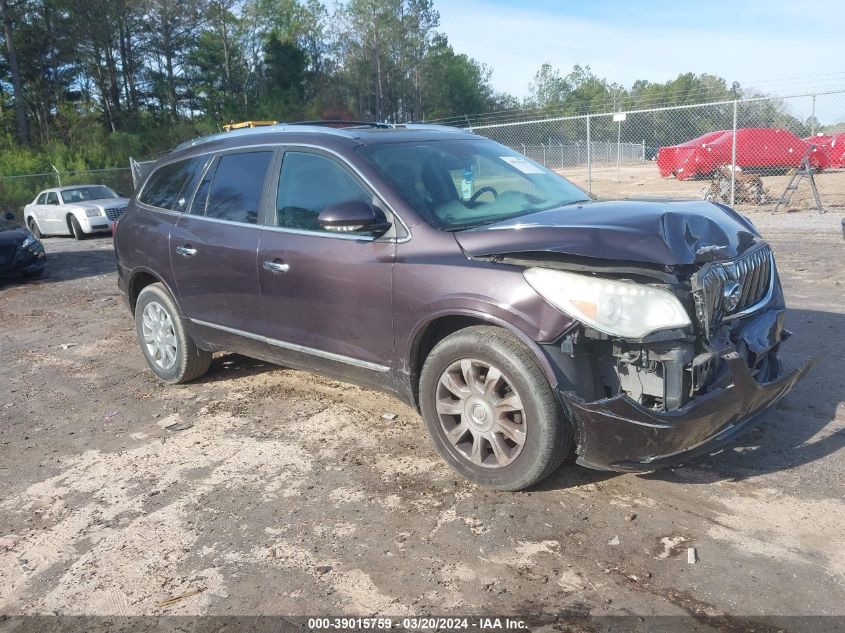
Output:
[[114, 123, 810, 490]]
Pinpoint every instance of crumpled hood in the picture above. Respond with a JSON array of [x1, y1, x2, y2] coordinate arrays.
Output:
[[453, 199, 761, 267]]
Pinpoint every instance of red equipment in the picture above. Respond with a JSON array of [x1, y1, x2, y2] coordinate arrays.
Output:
[[658, 128, 829, 180], [804, 133, 845, 169]]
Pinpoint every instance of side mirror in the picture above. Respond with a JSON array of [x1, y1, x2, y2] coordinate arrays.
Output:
[[4, 211, 15, 221], [317, 200, 390, 234]]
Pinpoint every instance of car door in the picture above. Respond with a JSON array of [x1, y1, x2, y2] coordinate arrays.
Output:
[[170, 149, 276, 358], [28, 192, 47, 229], [44, 191, 64, 233], [257, 149, 397, 388]]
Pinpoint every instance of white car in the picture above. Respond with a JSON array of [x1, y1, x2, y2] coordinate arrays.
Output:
[[23, 185, 130, 239]]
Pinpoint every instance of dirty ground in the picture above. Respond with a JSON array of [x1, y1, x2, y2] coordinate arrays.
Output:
[[0, 211, 843, 631]]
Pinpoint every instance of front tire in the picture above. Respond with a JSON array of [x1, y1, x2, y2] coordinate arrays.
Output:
[[134, 283, 212, 384], [69, 215, 85, 240], [419, 326, 572, 491]]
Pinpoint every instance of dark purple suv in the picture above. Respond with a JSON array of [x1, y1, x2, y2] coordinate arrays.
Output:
[[114, 123, 809, 490]]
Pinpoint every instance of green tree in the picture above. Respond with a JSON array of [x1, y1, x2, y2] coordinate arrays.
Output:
[[142, 0, 207, 120], [243, 0, 326, 81], [0, 0, 29, 145], [332, 0, 441, 121], [421, 34, 492, 121], [260, 32, 308, 118], [186, 1, 248, 121], [528, 63, 570, 109]]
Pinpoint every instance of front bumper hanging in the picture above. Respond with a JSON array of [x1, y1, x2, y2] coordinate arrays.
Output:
[[561, 350, 814, 472]]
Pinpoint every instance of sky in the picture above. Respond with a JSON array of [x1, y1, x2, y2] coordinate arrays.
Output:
[[436, 0, 845, 118]]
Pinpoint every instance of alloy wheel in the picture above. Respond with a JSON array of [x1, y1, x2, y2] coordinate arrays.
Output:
[[141, 301, 178, 370], [435, 358, 527, 468]]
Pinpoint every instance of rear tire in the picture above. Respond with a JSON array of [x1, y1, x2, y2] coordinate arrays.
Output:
[[69, 215, 85, 240], [419, 326, 572, 491], [134, 283, 212, 384], [28, 218, 43, 239]]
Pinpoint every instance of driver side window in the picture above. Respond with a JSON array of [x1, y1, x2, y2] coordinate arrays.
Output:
[[275, 152, 377, 234], [46, 192, 59, 205]]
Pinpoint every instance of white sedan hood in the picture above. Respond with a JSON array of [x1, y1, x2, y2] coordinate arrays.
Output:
[[73, 198, 130, 212]]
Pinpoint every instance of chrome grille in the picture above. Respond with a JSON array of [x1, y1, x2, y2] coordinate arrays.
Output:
[[106, 207, 126, 221], [696, 244, 774, 335]]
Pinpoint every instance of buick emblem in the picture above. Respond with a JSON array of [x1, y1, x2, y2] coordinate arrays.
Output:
[[723, 281, 742, 312]]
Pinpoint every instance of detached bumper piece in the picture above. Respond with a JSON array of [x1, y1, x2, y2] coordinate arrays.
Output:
[[562, 350, 814, 472]]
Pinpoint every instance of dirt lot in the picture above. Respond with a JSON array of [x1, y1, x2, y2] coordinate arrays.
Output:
[[561, 163, 845, 215], [1, 206, 843, 629]]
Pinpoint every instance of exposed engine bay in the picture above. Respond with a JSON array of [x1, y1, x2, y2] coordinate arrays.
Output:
[[491, 240, 786, 414]]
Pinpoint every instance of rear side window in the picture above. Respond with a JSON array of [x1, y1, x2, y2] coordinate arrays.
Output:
[[203, 151, 273, 224], [276, 152, 372, 232], [139, 157, 204, 211], [36, 193, 47, 204]]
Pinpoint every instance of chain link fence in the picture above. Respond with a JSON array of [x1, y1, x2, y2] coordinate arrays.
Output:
[[467, 90, 845, 215], [2, 91, 844, 219], [0, 167, 134, 219]]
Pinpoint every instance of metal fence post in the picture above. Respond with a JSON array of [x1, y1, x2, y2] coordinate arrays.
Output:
[[616, 120, 622, 183], [586, 114, 592, 193], [730, 100, 738, 208], [811, 94, 816, 135], [542, 143, 546, 166], [51, 164, 62, 187]]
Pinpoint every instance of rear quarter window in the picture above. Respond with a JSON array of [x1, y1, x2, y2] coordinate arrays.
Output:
[[139, 157, 205, 212]]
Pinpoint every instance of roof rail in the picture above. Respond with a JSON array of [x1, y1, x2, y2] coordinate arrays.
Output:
[[287, 120, 394, 129], [172, 120, 469, 152], [174, 123, 359, 151], [400, 123, 469, 133]]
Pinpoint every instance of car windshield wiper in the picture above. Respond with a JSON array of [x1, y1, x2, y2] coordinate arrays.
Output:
[[555, 198, 592, 207]]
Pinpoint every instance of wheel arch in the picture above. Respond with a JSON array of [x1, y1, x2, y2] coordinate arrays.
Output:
[[407, 311, 559, 407], [65, 212, 78, 234], [126, 268, 179, 316], [25, 212, 42, 232]]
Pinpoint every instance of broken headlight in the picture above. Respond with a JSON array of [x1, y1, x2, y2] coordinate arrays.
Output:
[[523, 268, 691, 339]]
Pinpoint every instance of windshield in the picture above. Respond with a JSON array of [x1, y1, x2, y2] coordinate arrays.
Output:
[[357, 138, 590, 230], [61, 186, 118, 203]]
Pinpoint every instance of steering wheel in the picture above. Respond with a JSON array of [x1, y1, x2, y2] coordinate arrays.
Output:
[[466, 187, 498, 208]]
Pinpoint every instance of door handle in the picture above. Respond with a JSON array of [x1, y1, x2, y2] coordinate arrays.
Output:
[[176, 245, 198, 257], [263, 260, 290, 273]]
